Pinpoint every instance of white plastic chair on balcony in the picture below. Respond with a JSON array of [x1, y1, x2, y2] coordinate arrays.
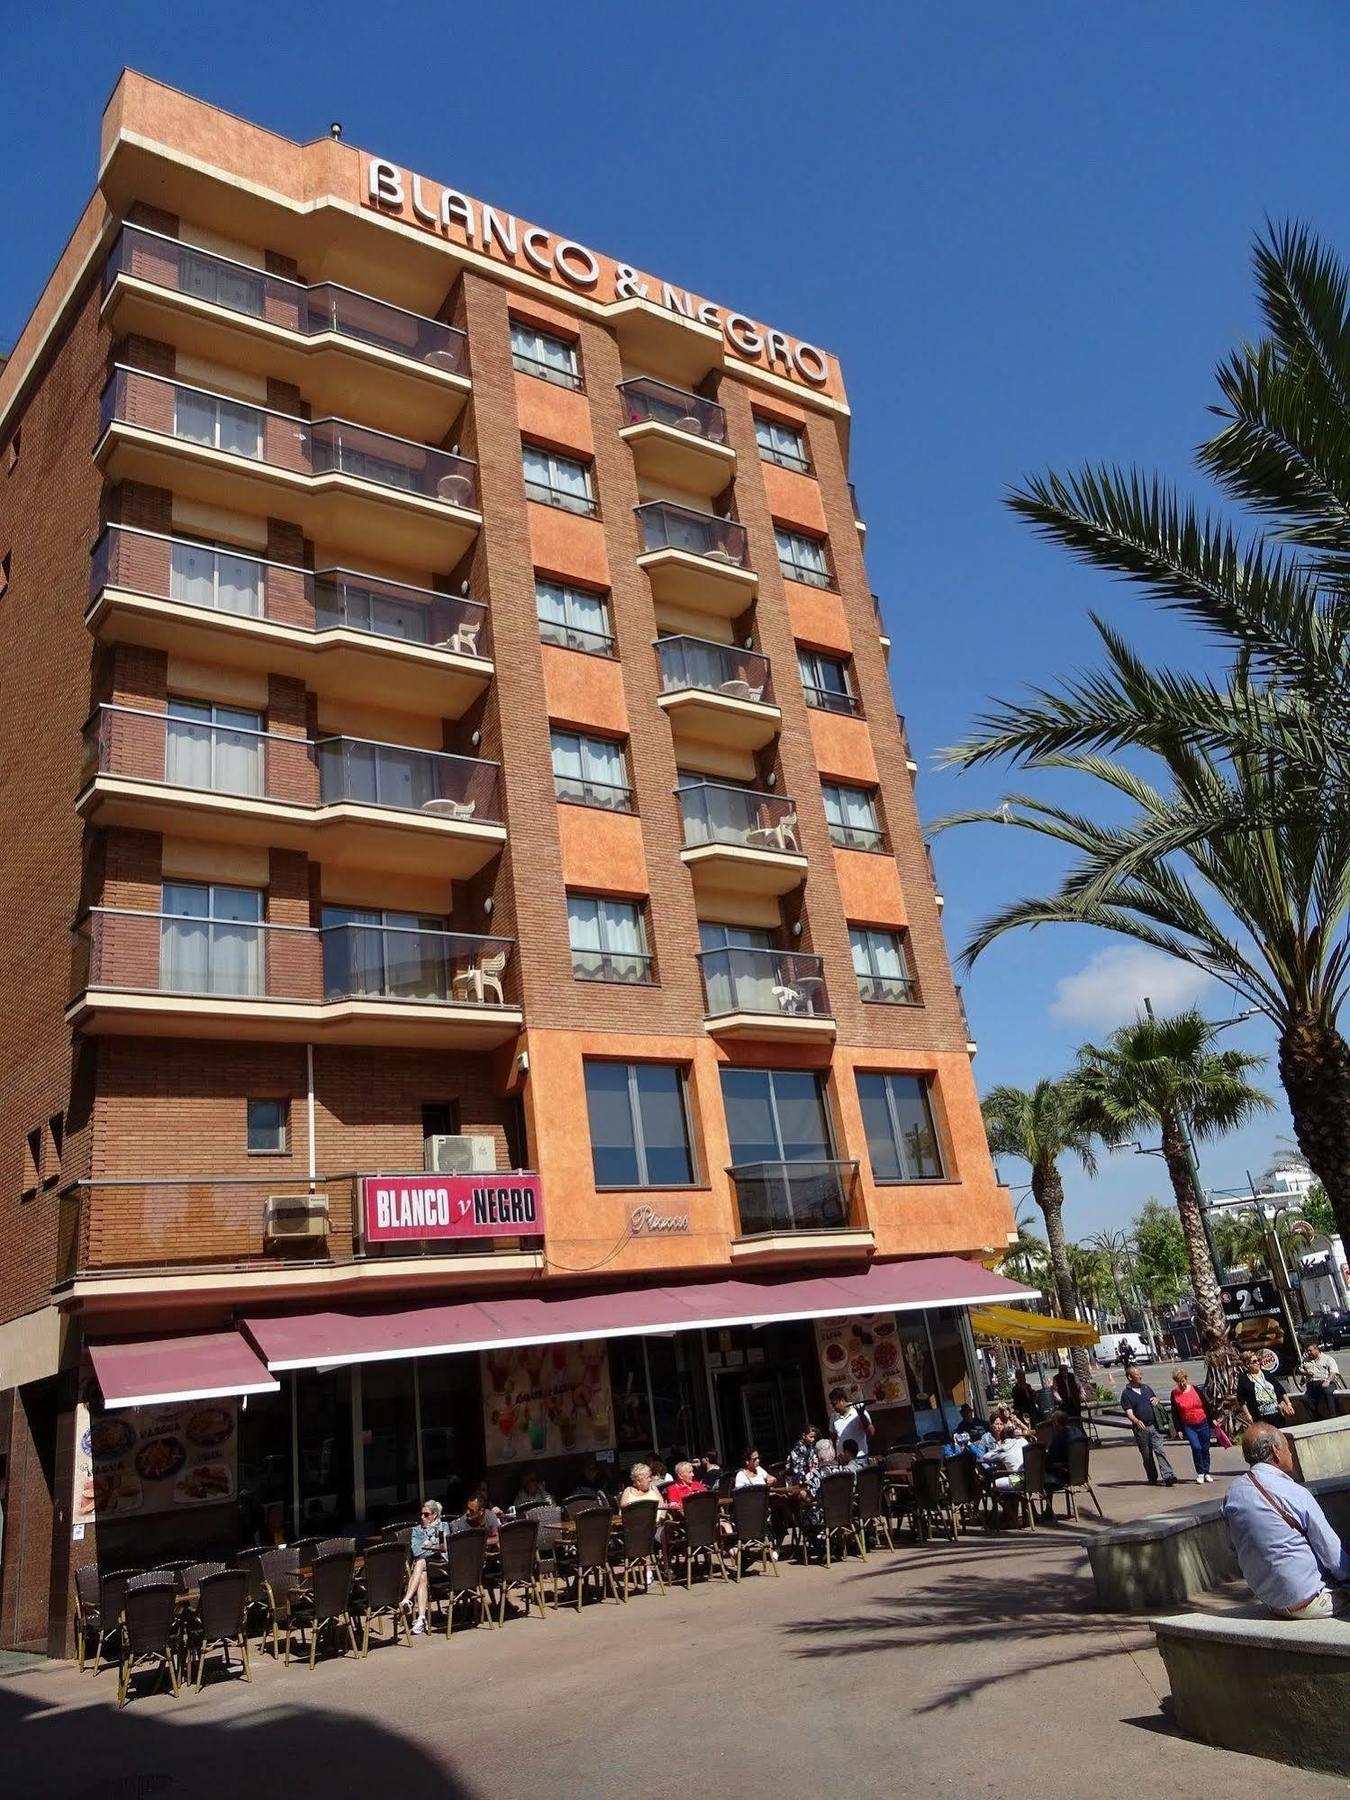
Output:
[[423, 349, 463, 373], [717, 679, 765, 703], [421, 796, 477, 820], [675, 413, 705, 437], [436, 621, 482, 657], [744, 809, 799, 853], [436, 472, 474, 507], [451, 949, 506, 1005]]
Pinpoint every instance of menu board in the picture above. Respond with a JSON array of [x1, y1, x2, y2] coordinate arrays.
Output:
[[814, 1314, 911, 1409], [72, 1395, 239, 1527], [1221, 1279, 1297, 1376], [481, 1339, 614, 1465]]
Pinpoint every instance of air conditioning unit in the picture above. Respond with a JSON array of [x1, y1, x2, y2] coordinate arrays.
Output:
[[264, 1194, 330, 1242], [425, 1134, 497, 1175]]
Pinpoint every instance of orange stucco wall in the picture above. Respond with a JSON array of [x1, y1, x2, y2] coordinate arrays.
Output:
[[761, 461, 828, 535], [540, 644, 629, 735], [787, 586, 854, 656], [557, 805, 648, 895], [528, 504, 610, 590], [833, 848, 908, 927], [514, 374, 594, 458], [808, 709, 879, 784]]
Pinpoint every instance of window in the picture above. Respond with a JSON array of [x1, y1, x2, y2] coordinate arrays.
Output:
[[174, 386, 263, 458], [170, 537, 263, 617], [166, 697, 264, 795], [247, 1098, 288, 1154], [568, 894, 651, 984], [698, 921, 776, 1015], [510, 322, 581, 390], [822, 782, 885, 851], [720, 1067, 835, 1166], [754, 415, 808, 472], [583, 1061, 695, 1187], [160, 882, 264, 996], [421, 1102, 458, 1146], [797, 647, 858, 715], [775, 526, 832, 589], [858, 1073, 944, 1180], [321, 905, 450, 1002], [179, 245, 265, 317], [0, 551, 9, 600], [536, 578, 613, 655], [522, 444, 596, 516], [551, 729, 631, 811], [849, 926, 917, 1004]]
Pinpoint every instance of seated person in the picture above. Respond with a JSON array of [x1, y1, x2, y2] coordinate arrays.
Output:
[[619, 1461, 669, 1516], [784, 1424, 820, 1487], [1300, 1340, 1341, 1421], [664, 1460, 707, 1510], [1223, 1422, 1350, 1618], [1043, 1409, 1085, 1482], [449, 1493, 502, 1535], [733, 1447, 777, 1489], [401, 1498, 447, 1635], [648, 1456, 674, 1490], [563, 1460, 611, 1510], [696, 1447, 722, 1488], [956, 1402, 991, 1437], [1050, 1363, 1084, 1418], [512, 1471, 554, 1510], [802, 1438, 850, 1540], [1237, 1352, 1292, 1427], [990, 1423, 1030, 1491]]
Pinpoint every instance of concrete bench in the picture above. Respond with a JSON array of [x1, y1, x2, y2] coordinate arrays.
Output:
[[1153, 1606, 1350, 1775], [1286, 1411, 1350, 1481]]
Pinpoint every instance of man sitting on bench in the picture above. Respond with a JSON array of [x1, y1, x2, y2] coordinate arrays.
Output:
[[1222, 1422, 1350, 1619]]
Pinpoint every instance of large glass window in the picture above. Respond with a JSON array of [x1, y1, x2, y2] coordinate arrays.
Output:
[[165, 697, 263, 795], [523, 444, 596, 516], [754, 415, 809, 472], [550, 728, 631, 810], [698, 921, 776, 1016], [822, 781, 884, 851], [583, 1061, 695, 1188], [178, 245, 265, 316], [797, 648, 857, 715], [850, 927, 916, 1004], [174, 386, 263, 458], [510, 322, 581, 389], [858, 1072, 944, 1180], [567, 894, 651, 983], [536, 577, 613, 655], [295, 1368, 356, 1537], [720, 1067, 834, 1165], [160, 882, 263, 996], [361, 1361, 420, 1523], [321, 905, 449, 1001], [775, 526, 832, 589], [169, 537, 263, 616]]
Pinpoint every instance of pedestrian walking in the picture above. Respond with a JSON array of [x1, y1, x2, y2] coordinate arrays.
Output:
[[1169, 1367, 1213, 1482], [1121, 1366, 1177, 1486]]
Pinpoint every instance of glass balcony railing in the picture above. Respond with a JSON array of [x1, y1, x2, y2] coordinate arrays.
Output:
[[91, 526, 490, 658], [636, 501, 749, 567], [729, 1160, 862, 1236], [656, 636, 773, 706], [677, 782, 801, 854], [698, 947, 830, 1020], [553, 771, 633, 812], [856, 970, 918, 1005], [99, 367, 479, 508], [802, 681, 862, 717], [73, 909, 515, 1009], [618, 377, 727, 444], [570, 947, 654, 985], [105, 224, 469, 374], [827, 817, 887, 853], [83, 705, 502, 823]]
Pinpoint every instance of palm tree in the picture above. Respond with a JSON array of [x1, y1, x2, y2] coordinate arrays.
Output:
[[1212, 1210, 1274, 1278], [935, 223, 1350, 1250], [1066, 1241, 1111, 1328], [1072, 1010, 1273, 1398], [981, 1080, 1098, 1387]]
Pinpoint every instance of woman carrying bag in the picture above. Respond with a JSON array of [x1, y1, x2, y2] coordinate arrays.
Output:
[[1236, 1352, 1294, 1428]]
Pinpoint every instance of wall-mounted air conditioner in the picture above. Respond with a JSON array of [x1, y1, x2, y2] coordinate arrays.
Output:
[[264, 1194, 330, 1242], [425, 1134, 497, 1175]]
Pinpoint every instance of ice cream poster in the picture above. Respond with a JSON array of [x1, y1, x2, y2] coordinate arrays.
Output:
[[481, 1339, 615, 1464], [814, 1314, 911, 1410]]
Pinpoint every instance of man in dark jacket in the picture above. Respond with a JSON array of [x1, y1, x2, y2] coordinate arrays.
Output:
[[1120, 1366, 1177, 1485]]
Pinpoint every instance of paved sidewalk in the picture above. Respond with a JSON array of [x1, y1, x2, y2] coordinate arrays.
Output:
[[1, 1440, 1339, 1800]]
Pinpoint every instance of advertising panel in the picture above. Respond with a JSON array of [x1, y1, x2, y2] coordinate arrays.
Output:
[[72, 1392, 238, 1528], [814, 1314, 911, 1409], [363, 1172, 543, 1244], [480, 1339, 614, 1465]]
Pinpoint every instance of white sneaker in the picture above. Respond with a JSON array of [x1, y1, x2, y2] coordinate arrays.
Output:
[[1196, 1476, 1206, 1484], [411, 1615, 427, 1635]]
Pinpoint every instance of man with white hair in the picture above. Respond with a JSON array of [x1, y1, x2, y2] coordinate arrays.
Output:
[[1223, 1422, 1350, 1618], [665, 1460, 707, 1511]]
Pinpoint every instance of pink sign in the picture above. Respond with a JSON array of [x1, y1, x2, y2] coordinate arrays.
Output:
[[362, 1173, 544, 1244]]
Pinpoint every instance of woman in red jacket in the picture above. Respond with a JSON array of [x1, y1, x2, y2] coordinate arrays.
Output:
[[1170, 1368, 1213, 1483]]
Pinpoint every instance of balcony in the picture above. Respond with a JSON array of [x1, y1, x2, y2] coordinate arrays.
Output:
[[850, 481, 867, 541], [69, 910, 522, 1048], [102, 225, 470, 438], [96, 367, 481, 567], [698, 947, 835, 1042], [728, 1160, 872, 1265], [635, 502, 756, 622], [88, 526, 492, 714], [79, 705, 506, 878], [896, 712, 918, 776], [925, 841, 946, 909], [618, 378, 735, 497], [677, 781, 807, 896], [872, 592, 891, 652], [956, 984, 978, 1054], [656, 636, 780, 753]]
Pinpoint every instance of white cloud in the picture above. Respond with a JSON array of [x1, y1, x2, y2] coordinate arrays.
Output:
[[1049, 945, 1213, 1031]]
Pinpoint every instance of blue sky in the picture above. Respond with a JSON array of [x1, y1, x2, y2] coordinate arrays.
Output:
[[5, 3, 1346, 1237]]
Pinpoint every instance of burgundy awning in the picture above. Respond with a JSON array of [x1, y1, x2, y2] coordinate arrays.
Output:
[[242, 1257, 1036, 1372], [89, 1329, 281, 1409]]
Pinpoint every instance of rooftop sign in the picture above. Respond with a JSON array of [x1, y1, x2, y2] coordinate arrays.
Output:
[[362, 1172, 543, 1244], [364, 159, 832, 389]]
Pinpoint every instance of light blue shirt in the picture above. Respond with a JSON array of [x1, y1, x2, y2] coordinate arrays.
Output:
[[1222, 1465, 1350, 1612]]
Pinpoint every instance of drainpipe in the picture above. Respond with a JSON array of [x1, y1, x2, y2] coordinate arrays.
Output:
[[306, 1043, 317, 1187]]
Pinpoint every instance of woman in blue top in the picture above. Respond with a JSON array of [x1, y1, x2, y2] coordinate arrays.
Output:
[[402, 1498, 446, 1635]]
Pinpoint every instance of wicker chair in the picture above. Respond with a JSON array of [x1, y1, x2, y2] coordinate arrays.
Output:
[[1062, 1436, 1104, 1519], [72, 1564, 102, 1673], [560, 1505, 620, 1610], [815, 1472, 866, 1566], [854, 1464, 896, 1551], [490, 1518, 547, 1626], [728, 1485, 778, 1581], [440, 1528, 491, 1635], [186, 1569, 251, 1690], [670, 1489, 728, 1588], [909, 1456, 958, 1542], [117, 1579, 181, 1708], [91, 1569, 139, 1676], [355, 1541, 410, 1654], [284, 1550, 359, 1667], [315, 1535, 356, 1558], [943, 1452, 986, 1532], [255, 1546, 298, 1657]]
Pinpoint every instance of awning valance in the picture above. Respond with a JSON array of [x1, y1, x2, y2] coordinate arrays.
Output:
[[243, 1256, 1038, 1373], [89, 1329, 281, 1410], [970, 1304, 1097, 1350]]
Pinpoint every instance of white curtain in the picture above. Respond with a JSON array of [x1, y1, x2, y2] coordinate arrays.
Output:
[[216, 550, 262, 616], [174, 389, 217, 447], [160, 883, 261, 995], [166, 701, 261, 795]]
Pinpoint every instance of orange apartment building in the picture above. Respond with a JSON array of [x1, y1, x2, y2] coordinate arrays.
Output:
[[0, 72, 1022, 1652]]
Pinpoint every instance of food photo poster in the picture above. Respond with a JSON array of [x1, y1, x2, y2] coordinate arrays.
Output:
[[814, 1313, 911, 1410], [73, 1383, 238, 1528]]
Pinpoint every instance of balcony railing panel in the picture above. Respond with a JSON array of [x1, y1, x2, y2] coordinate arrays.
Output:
[[100, 367, 479, 508], [857, 972, 918, 1005], [826, 820, 887, 853], [570, 949, 654, 985], [656, 636, 773, 706], [698, 947, 830, 1019], [802, 683, 861, 717], [729, 1160, 862, 1236], [105, 225, 468, 374], [618, 377, 727, 444], [678, 782, 800, 853], [637, 501, 748, 567], [92, 525, 489, 657], [317, 738, 501, 822], [553, 773, 633, 812]]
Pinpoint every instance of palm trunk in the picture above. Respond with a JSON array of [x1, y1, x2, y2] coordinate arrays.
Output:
[[1159, 1109, 1237, 1407], [1279, 1010, 1350, 1252], [1031, 1161, 1092, 1391]]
